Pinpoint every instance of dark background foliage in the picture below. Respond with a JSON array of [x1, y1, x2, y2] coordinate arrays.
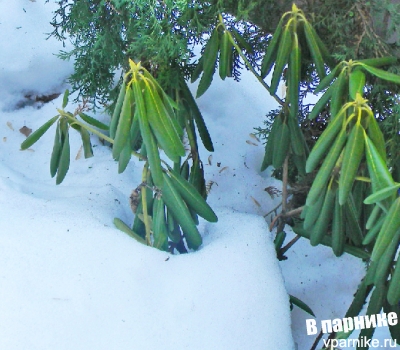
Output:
[[47, 0, 400, 172]]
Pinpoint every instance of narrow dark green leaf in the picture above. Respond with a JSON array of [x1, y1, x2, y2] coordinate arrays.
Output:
[[118, 140, 132, 174], [191, 55, 204, 83], [78, 112, 108, 130], [308, 83, 333, 120], [361, 64, 400, 85], [330, 69, 347, 118], [162, 173, 202, 250], [349, 69, 366, 100], [306, 109, 345, 172], [231, 27, 253, 54], [288, 32, 300, 120], [364, 132, 394, 193], [79, 127, 94, 159], [367, 114, 386, 162], [114, 218, 147, 245], [357, 57, 397, 67], [270, 25, 292, 94], [196, 67, 214, 98], [260, 15, 285, 78], [112, 86, 133, 160], [55, 122, 70, 185], [371, 197, 400, 262], [110, 80, 126, 138], [180, 78, 214, 151], [196, 29, 219, 98], [289, 295, 315, 317], [133, 81, 164, 188], [314, 64, 340, 94], [20, 115, 59, 150], [303, 22, 326, 79], [50, 121, 62, 177], [306, 128, 347, 206], [339, 122, 364, 205], [364, 183, 400, 205], [62, 89, 69, 109], [144, 82, 185, 162]]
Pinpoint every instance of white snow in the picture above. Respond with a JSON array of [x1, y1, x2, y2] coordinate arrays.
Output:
[[0, 178, 293, 349], [0, 1, 397, 350], [0, 1, 72, 109]]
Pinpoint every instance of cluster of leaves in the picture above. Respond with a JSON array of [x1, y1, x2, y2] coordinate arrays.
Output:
[[251, 4, 400, 347], [110, 60, 218, 251], [20, 91, 106, 184], [20, 61, 219, 253]]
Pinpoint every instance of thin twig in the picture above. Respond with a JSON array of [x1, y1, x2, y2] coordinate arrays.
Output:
[[141, 166, 152, 246], [263, 202, 282, 218], [284, 206, 304, 217], [281, 155, 289, 213], [59, 109, 114, 144], [268, 206, 303, 232], [352, 2, 390, 56], [310, 329, 324, 350], [280, 234, 301, 255], [274, 155, 290, 233], [269, 214, 281, 232]]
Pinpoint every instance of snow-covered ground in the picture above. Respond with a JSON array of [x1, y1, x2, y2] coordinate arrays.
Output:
[[0, 1, 397, 349]]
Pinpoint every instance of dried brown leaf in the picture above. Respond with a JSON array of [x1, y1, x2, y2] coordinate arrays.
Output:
[[6, 122, 14, 131], [75, 145, 83, 160], [19, 126, 32, 137]]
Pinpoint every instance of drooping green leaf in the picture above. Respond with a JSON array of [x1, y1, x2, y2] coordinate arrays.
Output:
[[20, 115, 59, 150], [62, 89, 69, 109], [288, 32, 300, 120], [180, 78, 214, 152], [303, 21, 326, 79], [357, 57, 397, 67], [112, 86, 133, 160], [162, 173, 202, 250], [361, 64, 400, 85], [367, 114, 386, 162], [50, 121, 63, 178], [364, 183, 400, 205], [143, 81, 185, 162], [349, 69, 366, 100], [364, 132, 394, 193], [306, 109, 345, 172], [78, 112, 109, 130], [371, 197, 400, 262], [79, 126, 94, 159], [289, 294, 315, 317], [260, 15, 285, 78], [314, 64, 340, 94], [306, 128, 347, 206], [339, 121, 364, 205], [133, 81, 164, 188], [330, 69, 347, 118], [270, 24, 292, 94], [55, 120, 71, 185], [196, 29, 219, 98], [307, 83, 334, 120], [114, 218, 147, 245], [166, 166, 217, 222], [110, 79, 127, 139]]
